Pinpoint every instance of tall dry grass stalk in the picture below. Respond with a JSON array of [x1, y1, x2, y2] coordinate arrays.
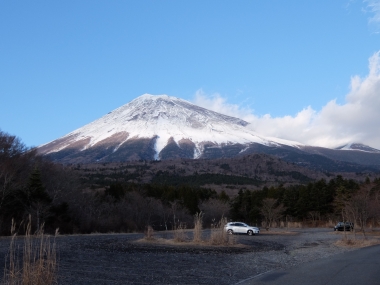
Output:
[[209, 217, 235, 245], [173, 223, 187, 242], [144, 225, 154, 241], [193, 212, 203, 243], [2, 218, 58, 285]]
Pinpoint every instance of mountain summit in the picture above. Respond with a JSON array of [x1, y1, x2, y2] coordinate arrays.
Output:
[[38, 94, 302, 162]]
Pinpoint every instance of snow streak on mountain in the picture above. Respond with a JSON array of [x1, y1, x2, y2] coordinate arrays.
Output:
[[38, 94, 302, 162]]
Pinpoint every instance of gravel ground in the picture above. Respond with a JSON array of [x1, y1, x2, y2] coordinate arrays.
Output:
[[0, 228, 358, 285]]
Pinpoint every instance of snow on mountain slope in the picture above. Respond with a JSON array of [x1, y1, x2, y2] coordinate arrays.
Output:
[[38, 94, 303, 160]]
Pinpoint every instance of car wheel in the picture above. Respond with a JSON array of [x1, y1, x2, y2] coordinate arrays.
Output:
[[247, 230, 253, 236], [227, 229, 233, 235]]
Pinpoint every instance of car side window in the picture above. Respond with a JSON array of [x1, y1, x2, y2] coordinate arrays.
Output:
[[236, 223, 243, 227]]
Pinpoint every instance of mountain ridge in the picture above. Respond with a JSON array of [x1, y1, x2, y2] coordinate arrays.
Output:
[[335, 143, 380, 153], [37, 94, 380, 172]]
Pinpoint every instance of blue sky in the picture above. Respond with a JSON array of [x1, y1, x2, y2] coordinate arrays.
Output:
[[1, 1, 380, 148]]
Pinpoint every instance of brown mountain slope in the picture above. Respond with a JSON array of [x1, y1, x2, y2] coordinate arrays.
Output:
[[74, 154, 335, 196]]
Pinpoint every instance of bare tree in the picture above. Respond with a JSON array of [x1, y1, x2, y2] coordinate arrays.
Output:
[[156, 201, 170, 231], [0, 131, 31, 213], [370, 180, 380, 227], [345, 184, 372, 239], [40, 162, 80, 204], [344, 201, 359, 239], [170, 200, 179, 230], [308, 211, 320, 227], [260, 198, 286, 230], [0, 131, 38, 233], [199, 199, 230, 226], [369, 197, 380, 228]]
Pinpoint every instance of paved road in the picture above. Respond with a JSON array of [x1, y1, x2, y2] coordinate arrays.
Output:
[[238, 244, 380, 285]]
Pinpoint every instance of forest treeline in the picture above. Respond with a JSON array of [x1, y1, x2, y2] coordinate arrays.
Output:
[[1, 130, 380, 235], [231, 177, 379, 225]]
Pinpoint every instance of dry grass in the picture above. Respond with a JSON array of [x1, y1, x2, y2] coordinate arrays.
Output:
[[173, 223, 187, 242], [208, 217, 235, 246], [2, 219, 58, 285], [332, 228, 380, 237], [193, 212, 203, 243], [136, 236, 246, 249], [333, 228, 380, 248], [137, 216, 240, 248], [144, 226, 155, 241], [335, 238, 380, 248], [286, 222, 303, 228], [360, 229, 380, 236], [259, 230, 298, 236], [325, 220, 336, 228]]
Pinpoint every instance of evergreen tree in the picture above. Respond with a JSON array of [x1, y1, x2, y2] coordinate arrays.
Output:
[[25, 168, 52, 231]]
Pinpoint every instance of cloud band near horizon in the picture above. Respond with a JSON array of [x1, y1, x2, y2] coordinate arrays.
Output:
[[193, 51, 380, 149]]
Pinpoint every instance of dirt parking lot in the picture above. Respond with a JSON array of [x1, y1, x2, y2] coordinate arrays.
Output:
[[0, 228, 377, 285]]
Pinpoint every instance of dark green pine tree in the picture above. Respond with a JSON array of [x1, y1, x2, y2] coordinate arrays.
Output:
[[26, 167, 52, 231]]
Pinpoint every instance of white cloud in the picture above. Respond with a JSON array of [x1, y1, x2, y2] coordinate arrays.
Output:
[[192, 51, 380, 149], [193, 89, 255, 120], [365, 0, 380, 31]]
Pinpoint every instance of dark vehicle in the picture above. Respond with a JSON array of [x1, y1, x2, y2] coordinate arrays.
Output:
[[334, 222, 354, 231]]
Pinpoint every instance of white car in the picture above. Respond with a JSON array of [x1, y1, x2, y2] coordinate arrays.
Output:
[[224, 222, 260, 236]]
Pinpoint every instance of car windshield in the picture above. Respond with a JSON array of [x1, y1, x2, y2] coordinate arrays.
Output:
[[336, 222, 352, 226]]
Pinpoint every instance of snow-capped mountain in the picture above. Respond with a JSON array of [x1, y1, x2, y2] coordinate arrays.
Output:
[[38, 94, 302, 162], [38, 94, 380, 171], [336, 143, 380, 153]]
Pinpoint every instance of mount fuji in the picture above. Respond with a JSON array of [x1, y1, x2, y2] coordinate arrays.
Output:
[[38, 94, 380, 171]]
